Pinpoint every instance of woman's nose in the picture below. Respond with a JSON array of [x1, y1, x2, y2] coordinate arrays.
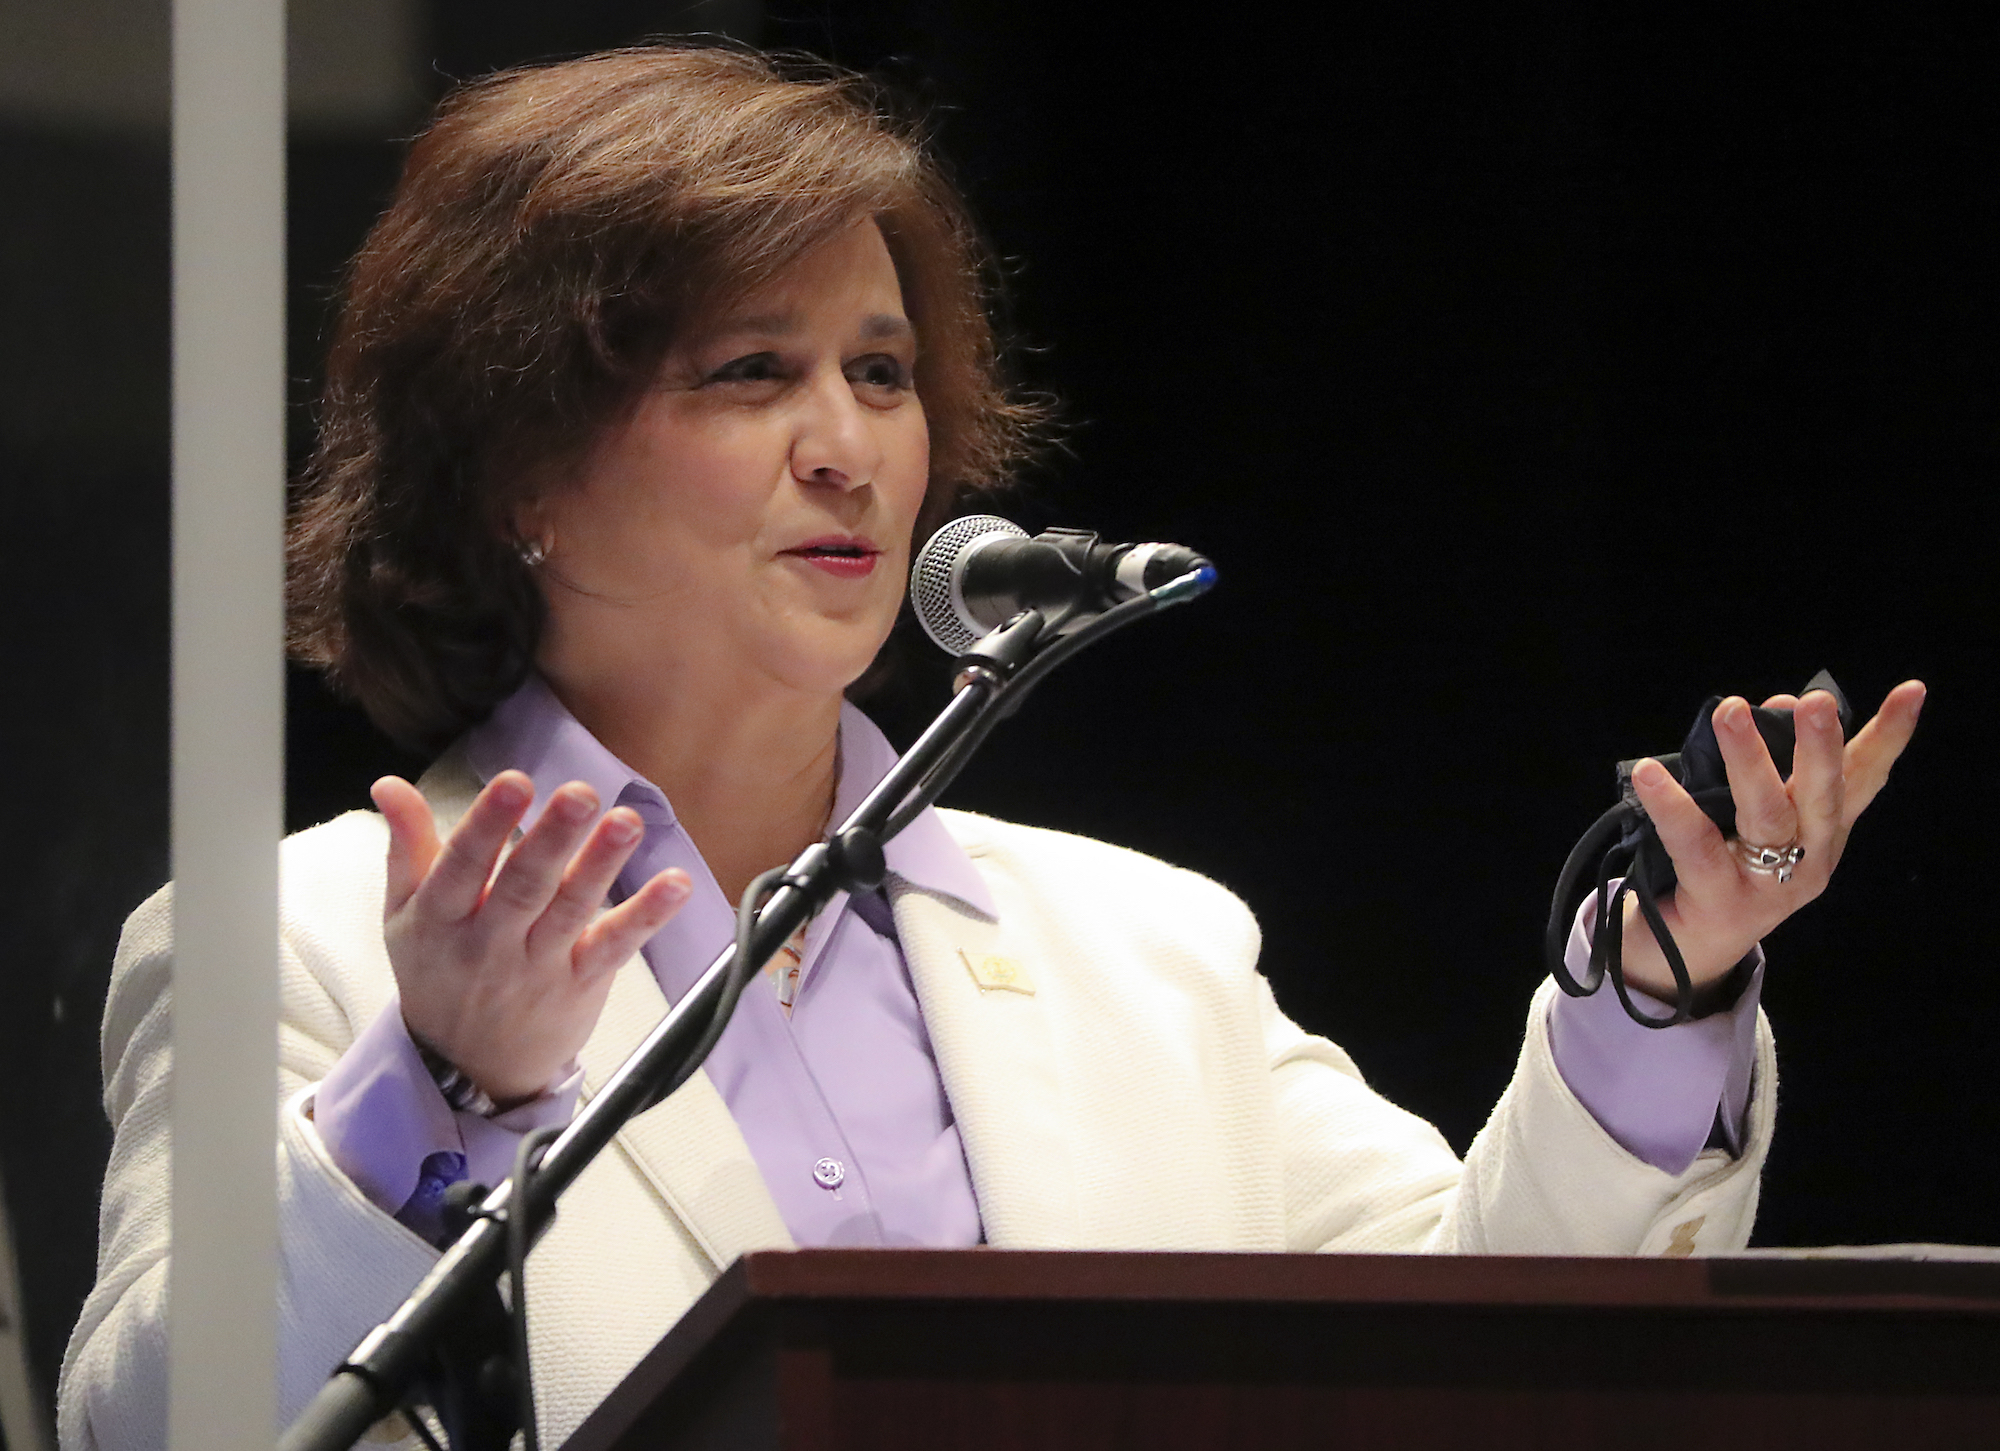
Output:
[[790, 370, 882, 490]]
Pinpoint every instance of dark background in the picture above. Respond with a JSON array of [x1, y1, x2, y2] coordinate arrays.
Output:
[[5, 0, 1995, 1426]]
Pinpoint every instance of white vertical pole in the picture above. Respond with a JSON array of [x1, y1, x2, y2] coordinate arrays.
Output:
[[170, 0, 284, 1445], [0, 1160, 50, 1451]]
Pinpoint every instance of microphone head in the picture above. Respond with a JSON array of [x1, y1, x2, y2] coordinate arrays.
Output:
[[909, 514, 1029, 654]]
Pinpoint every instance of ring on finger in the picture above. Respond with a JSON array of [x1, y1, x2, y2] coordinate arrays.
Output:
[[1733, 836, 1806, 883]]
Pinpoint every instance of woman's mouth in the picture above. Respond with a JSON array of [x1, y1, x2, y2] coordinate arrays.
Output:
[[782, 538, 881, 580]]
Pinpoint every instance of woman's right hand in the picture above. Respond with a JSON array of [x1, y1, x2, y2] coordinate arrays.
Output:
[[371, 772, 692, 1107]]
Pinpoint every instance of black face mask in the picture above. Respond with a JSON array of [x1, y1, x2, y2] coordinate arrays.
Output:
[[1544, 670, 1854, 1028]]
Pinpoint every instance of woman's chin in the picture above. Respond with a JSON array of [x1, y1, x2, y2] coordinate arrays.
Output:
[[752, 624, 898, 703]]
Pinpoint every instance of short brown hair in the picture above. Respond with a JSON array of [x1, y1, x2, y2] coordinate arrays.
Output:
[[288, 45, 1044, 751]]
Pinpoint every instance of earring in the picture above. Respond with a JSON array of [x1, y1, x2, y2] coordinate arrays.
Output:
[[518, 534, 551, 567]]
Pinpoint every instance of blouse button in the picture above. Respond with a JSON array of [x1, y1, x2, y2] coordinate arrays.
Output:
[[812, 1157, 845, 1190]]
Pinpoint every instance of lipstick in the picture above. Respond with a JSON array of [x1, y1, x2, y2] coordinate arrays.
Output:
[[782, 535, 881, 580]]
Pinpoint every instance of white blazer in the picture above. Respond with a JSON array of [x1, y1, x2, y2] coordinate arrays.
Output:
[[59, 748, 1775, 1450]]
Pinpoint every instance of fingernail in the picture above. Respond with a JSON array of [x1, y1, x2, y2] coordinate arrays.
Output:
[[1721, 698, 1750, 729], [603, 812, 640, 845], [553, 788, 595, 822], [1635, 758, 1667, 788], [491, 774, 533, 808], [658, 871, 691, 902]]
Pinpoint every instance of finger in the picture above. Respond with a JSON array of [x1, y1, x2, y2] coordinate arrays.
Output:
[[1788, 689, 1847, 839], [1630, 756, 1736, 891], [1711, 697, 1794, 846], [1841, 679, 1927, 822], [413, 771, 536, 922], [371, 776, 440, 916], [526, 806, 648, 952], [1759, 693, 1800, 711], [573, 868, 692, 981], [479, 781, 603, 930]]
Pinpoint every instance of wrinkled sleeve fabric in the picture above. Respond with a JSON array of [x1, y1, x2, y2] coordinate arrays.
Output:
[[314, 998, 462, 1217], [1546, 886, 1763, 1173], [316, 1000, 581, 1242], [1262, 971, 1776, 1258]]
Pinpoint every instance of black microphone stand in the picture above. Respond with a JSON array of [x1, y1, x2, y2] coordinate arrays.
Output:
[[281, 567, 1213, 1451]]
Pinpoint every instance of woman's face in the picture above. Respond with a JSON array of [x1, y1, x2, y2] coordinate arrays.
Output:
[[531, 218, 930, 700]]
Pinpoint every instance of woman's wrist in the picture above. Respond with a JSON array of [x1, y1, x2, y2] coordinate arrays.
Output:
[[407, 1028, 565, 1117], [408, 1030, 502, 1116], [1614, 898, 1759, 1016]]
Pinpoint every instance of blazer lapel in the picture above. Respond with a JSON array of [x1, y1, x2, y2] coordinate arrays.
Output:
[[576, 963, 795, 1269], [891, 872, 1082, 1249], [422, 743, 792, 1267]]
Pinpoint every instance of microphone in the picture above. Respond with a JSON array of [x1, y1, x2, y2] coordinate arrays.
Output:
[[910, 515, 1213, 653]]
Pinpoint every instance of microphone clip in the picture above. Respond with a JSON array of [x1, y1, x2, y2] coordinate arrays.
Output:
[[951, 609, 1047, 698]]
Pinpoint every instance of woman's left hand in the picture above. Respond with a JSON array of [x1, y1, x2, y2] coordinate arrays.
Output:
[[1616, 679, 1927, 1002]]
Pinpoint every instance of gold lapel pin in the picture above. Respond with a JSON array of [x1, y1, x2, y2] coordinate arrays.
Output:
[[959, 948, 1035, 995]]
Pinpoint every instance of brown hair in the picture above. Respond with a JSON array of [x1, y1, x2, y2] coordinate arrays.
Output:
[[288, 45, 1044, 751]]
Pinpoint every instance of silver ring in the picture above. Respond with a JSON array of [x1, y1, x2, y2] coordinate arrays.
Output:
[[1734, 837, 1805, 883]]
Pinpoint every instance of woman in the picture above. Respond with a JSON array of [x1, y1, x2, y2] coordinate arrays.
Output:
[[60, 45, 1924, 1450]]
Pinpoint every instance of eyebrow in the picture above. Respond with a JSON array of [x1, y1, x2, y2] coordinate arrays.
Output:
[[714, 311, 913, 342], [859, 313, 915, 341]]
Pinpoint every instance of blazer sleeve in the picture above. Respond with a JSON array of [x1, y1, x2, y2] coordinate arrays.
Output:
[[59, 829, 441, 1451], [1262, 970, 1776, 1257]]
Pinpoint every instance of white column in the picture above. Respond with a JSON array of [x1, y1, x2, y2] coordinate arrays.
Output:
[[170, 0, 284, 1446], [0, 1158, 49, 1451]]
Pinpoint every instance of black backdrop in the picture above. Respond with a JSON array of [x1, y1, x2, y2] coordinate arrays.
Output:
[[8, 0, 1997, 1418]]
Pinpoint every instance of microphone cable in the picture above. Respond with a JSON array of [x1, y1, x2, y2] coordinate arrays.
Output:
[[499, 865, 788, 1451]]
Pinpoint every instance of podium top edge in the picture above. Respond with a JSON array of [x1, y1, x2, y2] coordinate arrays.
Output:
[[720, 1247, 2000, 1314]]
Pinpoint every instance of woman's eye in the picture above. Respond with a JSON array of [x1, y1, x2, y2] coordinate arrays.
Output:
[[846, 354, 911, 391], [706, 352, 783, 385]]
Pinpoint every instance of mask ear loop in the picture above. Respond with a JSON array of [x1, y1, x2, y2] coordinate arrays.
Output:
[[1547, 802, 1624, 997], [1605, 848, 1693, 1027], [1547, 797, 1702, 1027]]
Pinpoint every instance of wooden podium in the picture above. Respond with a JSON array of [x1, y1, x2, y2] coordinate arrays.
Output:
[[561, 1249, 2000, 1450]]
